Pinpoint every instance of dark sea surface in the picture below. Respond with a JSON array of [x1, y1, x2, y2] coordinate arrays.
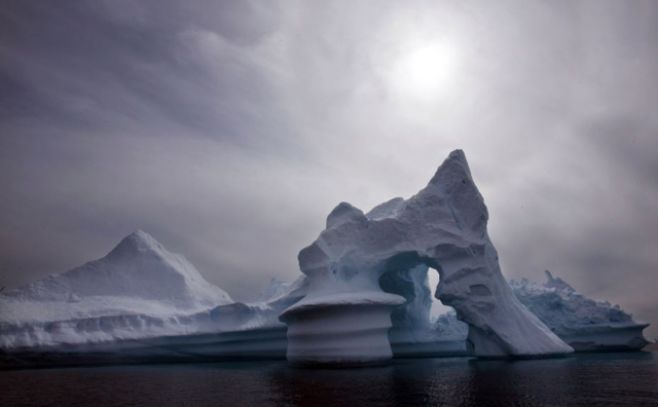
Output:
[[1, 352, 657, 407]]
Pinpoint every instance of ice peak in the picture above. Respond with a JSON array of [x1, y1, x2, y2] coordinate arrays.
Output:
[[448, 148, 466, 161], [5, 230, 232, 306], [428, 149, 473, 187], [543, 270, 575, 292], [108, 230, 165, 258], [126, 229, 158, 245], [130, 229, 152, 240]]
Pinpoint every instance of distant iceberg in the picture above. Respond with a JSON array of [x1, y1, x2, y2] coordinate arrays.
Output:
[[2, 230, 232, 307], [510, 270, 649, 351]]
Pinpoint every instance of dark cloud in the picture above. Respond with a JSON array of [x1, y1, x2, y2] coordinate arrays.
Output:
[[1, 1, 657, 338]]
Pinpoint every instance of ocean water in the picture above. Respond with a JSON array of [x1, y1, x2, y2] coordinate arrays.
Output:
[[1, 352, 657, 407]]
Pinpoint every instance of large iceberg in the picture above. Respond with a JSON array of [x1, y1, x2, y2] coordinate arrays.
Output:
[[0, 231, 302, 365], [280, 150, 573, 364], [1, 151, 646, 368]]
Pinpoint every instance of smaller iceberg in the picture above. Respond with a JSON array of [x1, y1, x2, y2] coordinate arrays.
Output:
[[428, 270, 649, 353], [510, 270, 649, 351]]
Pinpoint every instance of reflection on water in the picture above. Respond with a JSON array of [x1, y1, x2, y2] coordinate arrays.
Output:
[[1, 353, 657, 407]]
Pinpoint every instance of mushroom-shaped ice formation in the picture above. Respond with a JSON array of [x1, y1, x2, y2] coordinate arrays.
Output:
[[280, 150, 573, 364]]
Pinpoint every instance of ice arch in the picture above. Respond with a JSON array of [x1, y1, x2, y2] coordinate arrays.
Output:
[[379, 264, 433, 346], [280, 150, 573, 364], [379, 265, 468, 358]]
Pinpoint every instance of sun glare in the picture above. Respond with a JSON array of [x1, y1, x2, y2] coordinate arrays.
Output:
[[391, 41, 459, 100]]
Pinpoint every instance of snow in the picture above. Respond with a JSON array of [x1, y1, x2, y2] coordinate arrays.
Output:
[[281, 150, 572, 363]]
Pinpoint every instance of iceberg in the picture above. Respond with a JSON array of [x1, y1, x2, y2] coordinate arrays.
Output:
[[1, 230, 229, 349], [424, 270, 649, 353], [510, 270, 649, 351], [0, 231, 304, 365], [1, 152, 645, 368], [280, 150, 573, 364], [3, 230, 232, 307]]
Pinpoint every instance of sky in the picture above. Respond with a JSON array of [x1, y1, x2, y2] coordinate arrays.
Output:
[[1, 1, 657, 338]]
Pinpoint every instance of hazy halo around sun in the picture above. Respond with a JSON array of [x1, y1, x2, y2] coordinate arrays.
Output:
[[388, 40, 459, 102]]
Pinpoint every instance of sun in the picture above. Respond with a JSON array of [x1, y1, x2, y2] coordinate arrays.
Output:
[[390, 41, 459, 101]]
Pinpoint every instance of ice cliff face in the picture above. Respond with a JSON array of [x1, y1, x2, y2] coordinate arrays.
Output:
[[281, 150, 573, 364]]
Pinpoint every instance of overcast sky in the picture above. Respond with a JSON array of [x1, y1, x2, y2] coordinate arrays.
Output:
[[1, 1, 657, 337]]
